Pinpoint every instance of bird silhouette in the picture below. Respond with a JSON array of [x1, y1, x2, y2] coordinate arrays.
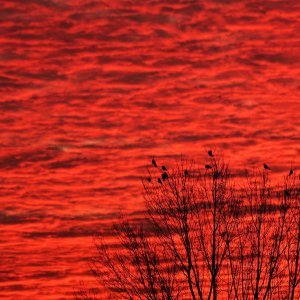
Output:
[[284, 190, 291, 197], [152, 158, 157, 168], [184, 169, 189, 176], [289, 169, 294, 176], [158, 178, 162, 184], [162, 166, 167, 171], [213, 171, 219, 179], [147, 177, 151, 182], [208, 150, 213, 157], [162, 172, 168, 181], [263, 164, 271, 170], [205, 164, 212, 169]]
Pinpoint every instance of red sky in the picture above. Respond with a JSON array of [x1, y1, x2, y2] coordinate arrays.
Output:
[[0, 0, 300, 299]]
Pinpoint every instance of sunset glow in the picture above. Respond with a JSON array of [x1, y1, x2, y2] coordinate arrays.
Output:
[[0, 1, 300, 299]]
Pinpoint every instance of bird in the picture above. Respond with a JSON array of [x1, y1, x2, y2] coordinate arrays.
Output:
[[184, 169, 189, 176], [263, 164, 271, 170], [162, 172, 168, 181], [213, 171, 219, 179], [152, 158, 157, 168], [289, 169, 294, 176], [147, 177, 151, 182], [208, 150, 213, 157], [158, 178, 162, 184], [162, 165, 167, 171], [205, 164, 212, 169], [284, 189, 291, 197]]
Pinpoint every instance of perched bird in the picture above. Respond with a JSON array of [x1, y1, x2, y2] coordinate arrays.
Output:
[[184, 169, 189, 176], [162, 165, 167, 171], [162, 172, 168, 181], [289, 169, 294, 176], [147, 177, 151, 182], [213, 171, 219, 179], [263, 164, 271, 170], [152, 158, 157, 168], [158, 178, 162, 184], [284, 190, 291, 197], [208, 150, 213, 157], [205, 164, 212, 169]]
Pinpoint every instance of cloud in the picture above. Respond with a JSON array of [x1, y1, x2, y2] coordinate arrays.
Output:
[[0, 211, 39, 224], [1, 0, 300, 298], [0, 148, 59, 169]]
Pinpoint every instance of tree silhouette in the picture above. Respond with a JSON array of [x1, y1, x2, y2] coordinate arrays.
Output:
[[76, 156, 300, 300]]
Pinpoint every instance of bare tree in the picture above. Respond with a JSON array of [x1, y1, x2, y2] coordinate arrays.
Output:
[[226, 170, 291, 300], [90, 218, 180, 300], [77, 156, 300, 300], [283, 174, 300, 300]]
